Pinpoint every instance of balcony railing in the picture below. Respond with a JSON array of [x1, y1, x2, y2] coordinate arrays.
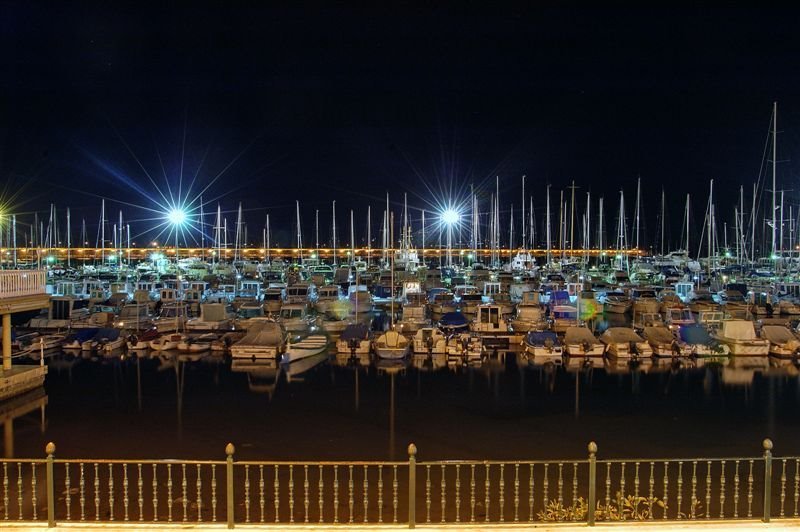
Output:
[[0, 270, 46, 299], [0, 439, 797, 527]]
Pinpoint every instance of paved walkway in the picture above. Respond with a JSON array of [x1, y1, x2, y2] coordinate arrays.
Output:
[[4, 519, 800, 531]]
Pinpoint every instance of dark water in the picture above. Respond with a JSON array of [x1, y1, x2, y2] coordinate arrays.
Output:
[[6, 349, 800, 462]]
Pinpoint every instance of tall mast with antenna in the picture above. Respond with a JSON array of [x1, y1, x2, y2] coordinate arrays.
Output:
[[772, 101, 777, 258]]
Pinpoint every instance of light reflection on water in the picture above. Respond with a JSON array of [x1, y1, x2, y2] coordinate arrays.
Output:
[[4, 347, 800, 461]]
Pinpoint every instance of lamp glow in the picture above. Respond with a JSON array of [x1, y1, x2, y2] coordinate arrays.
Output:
[[441, 209, 460, 226], [167, 208, 187, 226]]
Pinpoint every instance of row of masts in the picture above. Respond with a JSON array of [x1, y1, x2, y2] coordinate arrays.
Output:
[[3, 103, 793, 269], [10, 186, 800, 269]]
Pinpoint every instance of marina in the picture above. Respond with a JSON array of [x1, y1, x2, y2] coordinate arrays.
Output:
[[5, 3, 800, 528]]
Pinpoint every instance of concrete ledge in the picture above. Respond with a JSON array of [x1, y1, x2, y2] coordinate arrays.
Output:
[[0, 364, 47, 401], [2, 519, 799, 531]]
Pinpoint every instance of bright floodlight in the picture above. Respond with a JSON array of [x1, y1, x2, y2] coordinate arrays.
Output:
[[441, 209, 460, 226], [167, 208, 187, 226]]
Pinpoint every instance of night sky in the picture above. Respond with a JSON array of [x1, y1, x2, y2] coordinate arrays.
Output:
[[3, 4, 800, 250]]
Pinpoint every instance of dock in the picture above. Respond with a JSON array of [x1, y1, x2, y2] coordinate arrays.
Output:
[[0, 270, 50, 401]]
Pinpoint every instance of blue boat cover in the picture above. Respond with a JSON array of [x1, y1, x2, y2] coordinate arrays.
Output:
[[439, 312, 469, 328], [69, 328, 101, 342], [94, 327, 120, 341], [372, 286, 392, 298], [526, 331, 559, 346], [340, 323, 369, 341], [679, 325, 711, 344]]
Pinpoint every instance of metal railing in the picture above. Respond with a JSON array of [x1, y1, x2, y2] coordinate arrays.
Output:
[[0, 439, 797, 527], [0, 270, 46, 299]]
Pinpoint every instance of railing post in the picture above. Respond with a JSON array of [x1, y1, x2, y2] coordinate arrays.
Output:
[[226, 443, 235, 529], [408, 443, 417, 529], [587, 441, 597, 526], [763, 438, 773, 523], [46, 442, 56, 528]]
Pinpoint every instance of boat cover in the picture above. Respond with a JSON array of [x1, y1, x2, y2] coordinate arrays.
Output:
[[720, 320, 756, 340], [643, 326, 675, 344], [679, 325, 712, 345], [602, 327, 644, 343], [761, 325, 800, 347], [200, 303, 227, 321], [340, 323, 369, 341], [564, 327, 597, 345], [240, 322, 285, 345], [525, 331, 559, 346], [68, 328, 100, 342], [94, 328, 120, 341], [439, 312, 469, 328], [551, 290, 571, 303]]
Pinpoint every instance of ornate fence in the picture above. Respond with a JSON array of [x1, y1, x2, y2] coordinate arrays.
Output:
[[0, 270, 46, 299], [0, 439, 797, 527]]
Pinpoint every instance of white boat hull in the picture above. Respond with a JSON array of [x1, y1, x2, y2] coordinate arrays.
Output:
[[374, 345, 409, 359], [564, 343, 605, 357], [282, 336, 329, 363]]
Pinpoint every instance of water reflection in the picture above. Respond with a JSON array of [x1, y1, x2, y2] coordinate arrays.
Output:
[[1, 388, 47, 458], [3, 348, 800, 460]]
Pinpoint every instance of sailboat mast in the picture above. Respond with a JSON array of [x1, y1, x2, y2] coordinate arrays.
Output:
[[367, 206, 372, 266], [66, 207, 71, 269], [780, 190, 785, 256], [598, 197, 604, 256], [529, 197, 534, 250], [509, 204, 514, 251], [521, 175, 526, 251], [685, 194, 690, 258], [586, 191, 591, 256], [660, 189, 665, 255], [100, 199, 105, 264], [739, 186, 745, 263], [772, 101, 777, 257], [420, 208, 424, 265], [332, 200, 337, 266], [350, 209, 355, 265], [295, 200, 302, 263], [751, 183, 756, 261], [569, 180, 577, 252], [199, 198, 205, 261], [634, 176, 641, 250], [546, 185, 551, 266]]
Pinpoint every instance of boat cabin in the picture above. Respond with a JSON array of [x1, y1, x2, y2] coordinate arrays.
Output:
[[239, 279, 263, 298], [159, 288, 178, 303], [286, 283, 316, 304], [674, 282, 694, 303]]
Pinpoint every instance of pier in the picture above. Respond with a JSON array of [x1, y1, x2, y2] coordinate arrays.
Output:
[[0, 271, 50, 400]]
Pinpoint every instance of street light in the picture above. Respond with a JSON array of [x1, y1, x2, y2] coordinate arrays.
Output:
[[166, 207, 187, 261], [441, 208, 461, 267]]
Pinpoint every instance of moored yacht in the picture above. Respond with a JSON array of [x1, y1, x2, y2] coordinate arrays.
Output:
[[230, 321, 288, 358], [524, 330, 563, 358], [641, 326, 680, 357], [372, 329, 410, 359], [412, 327, 447, 355], [563, 326, 605, 357], [759, 325, 800, 359], [281, 334, 329, 364], [713, 319, 769, 356], [600, 327, 652, 359], [336, 323, 371, 355]]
